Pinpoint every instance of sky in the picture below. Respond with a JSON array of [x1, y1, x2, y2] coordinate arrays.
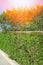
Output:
[[0, 0, 43, 13]]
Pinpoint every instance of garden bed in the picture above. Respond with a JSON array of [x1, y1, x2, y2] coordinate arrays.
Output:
[[0, 32, 43, 65]]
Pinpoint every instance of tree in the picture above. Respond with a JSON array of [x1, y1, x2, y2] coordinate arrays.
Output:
[[0, 12, 14, 32]]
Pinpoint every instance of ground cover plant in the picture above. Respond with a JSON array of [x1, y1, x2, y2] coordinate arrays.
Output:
[[0, 32, 43, 65]]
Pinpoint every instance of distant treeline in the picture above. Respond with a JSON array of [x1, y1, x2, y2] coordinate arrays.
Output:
[[0, 5, 43, 31]]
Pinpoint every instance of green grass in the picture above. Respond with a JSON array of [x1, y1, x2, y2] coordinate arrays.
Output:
[[0, 33, 43, 65]]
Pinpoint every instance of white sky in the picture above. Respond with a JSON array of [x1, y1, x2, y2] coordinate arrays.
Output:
[[10, 0, 37, 9], [0, 0, 43, 13]]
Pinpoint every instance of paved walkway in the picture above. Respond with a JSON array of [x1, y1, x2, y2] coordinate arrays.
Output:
[[0, 53, 10, 65], [0, 50, 19, 65]]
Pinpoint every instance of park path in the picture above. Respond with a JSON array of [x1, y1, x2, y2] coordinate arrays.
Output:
[[0, 50, 19, 65], [0, 53, 10, 65]]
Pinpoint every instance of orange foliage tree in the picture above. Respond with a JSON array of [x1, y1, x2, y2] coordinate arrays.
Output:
[[5, 5, 43, 25]]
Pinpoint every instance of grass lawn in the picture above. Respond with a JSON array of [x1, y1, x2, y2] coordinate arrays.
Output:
[[0, 32, 43, 65]]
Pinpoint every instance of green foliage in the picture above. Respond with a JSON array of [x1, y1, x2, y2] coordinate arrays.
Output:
[[0, 33, 43, 65]]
